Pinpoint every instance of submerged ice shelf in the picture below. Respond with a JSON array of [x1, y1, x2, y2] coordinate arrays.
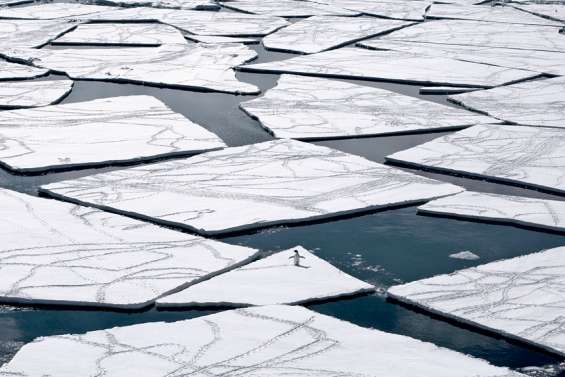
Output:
[[0, 188, 258, 309], [40, 139, 463, 235], [388, 246, 565, 357], [0, 305, 527, 376], [0, 79, 73, 109]]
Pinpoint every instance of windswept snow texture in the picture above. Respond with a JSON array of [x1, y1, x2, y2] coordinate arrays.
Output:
[[0, 19, 78, 49], [0, 189, 258, 309], [0, 3, 118, 19], [0, 95, 226, 173], [95, 0, 219, 10], [419, 191, 565, 233], [0, 79, 73, 109], [40, 139, 463, 235], [185, 34, 259, 44], [310, 0, 432, 20], [241, 75, 495, 140], [0, 305, 527, 377], [449, 76, 565, 129], [241, 47, 537, 88], [0, 60, 47, 80], [2, 44, 259, 94], [386, 124, 565, 195], [157, 246, 374, 307], [512, 3, 565, 23], [262, 16, 412, 54], [388, 246, 565, 357], [53, 23, 188, 46], [219, 0, 358, 17]]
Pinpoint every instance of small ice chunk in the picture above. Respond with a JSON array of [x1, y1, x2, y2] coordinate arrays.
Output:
[[449, 251, 480, 260], [0, 79, 73, 109]]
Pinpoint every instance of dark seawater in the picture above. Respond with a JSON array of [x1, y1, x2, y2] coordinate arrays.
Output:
[[0, 9, 564, 375]]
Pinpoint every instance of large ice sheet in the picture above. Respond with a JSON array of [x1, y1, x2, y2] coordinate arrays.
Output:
[[512, 3, 565, 22], [0, 19, 78, 49], [311, 0, 433, 20], [219, 0, 358, 17], [386, 124, 565, 195], [388, 246, 565, 356], [0, 60, 47, 80], [449, 76, 565, 129], [96, 0, 219, 10], [0, 95, 226, 173], [241, 75, 496, 140], [53, 23, 188, 46], [40, 139, 463, 235], [157, 246, 374, 307], [419, 191, 565, 233], [0, 304, 526, 376], [2, 44, 259, 94], [263, 16, 412, 54], [241, 47, 538, 87], [0, 79, 73, 109], [0, 189, 258, 309], [0, 3, 119, 19]]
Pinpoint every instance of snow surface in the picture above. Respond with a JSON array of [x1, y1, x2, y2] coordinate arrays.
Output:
[[511, 3, 565, 23], [0, 188, 258, 309], [419, 191, 565, 233], [0, 60, 47, 80], [0, 305, 526, 376], [0, 95, 226, 173], [310, 0, 433, 20], [449, 251, 480, 260], [218, 0, 358, 17], [40, 139, 463, 235], [241, 75, 496, 140], [0, 19, 78, 49], [0, 79, 73, 109], [0, 3, 119, 19], [388, 246, 565, 356], [157, 246, 374, 307], [386, 124, 565, 195]]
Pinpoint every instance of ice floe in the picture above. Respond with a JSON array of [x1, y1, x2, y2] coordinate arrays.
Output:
[[262, 16, 412, 54], [388, 246, 565, 356], [157, 246, 374, 307], [449, 251, 480, 260], [40, 139, 463, 235], [419, 191, 565, 233], [184, 34, 259, 44], [310, 0, 433, 20], [0, 60, 47, 80], [0, 95, 226, 173], [386, 124, 565, 195], [0, 188, 258, 309], [240, 75, 496, 140], [449, 76, 565, 129], [0, 304, 527, 376], [511, 3, 565, 23], [241, 47, 538, 87], [218, 0, 358, 17], [0, 19, 78, 49], [95, 0, 219, 10], [0, 79, 73, 109], [0, 3, 118, 19]]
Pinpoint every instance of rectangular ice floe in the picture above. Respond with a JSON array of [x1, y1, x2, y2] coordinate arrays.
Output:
[[310, 0, 433, 20], [218, 0, 358, 16], [419, 191, 565, 233], [0, 189, 258, 309], [0, 3, 119, 19], [449, 76, 565, 129], [262, 16, 412, 54], [0, 79, 73, 109], [0, 19, 79, 49], [157, 246, 374, 307], [40, 139, 463, 235], [241, 47, 538, 87], [388, 246, 565, 356], [0, 60, 47, 80], [241, 75, 496, 140], [2, 43, 259, 94], [386, 124, 565, 195], [0, 304, 527, 376], [0, 95, 225, 173]]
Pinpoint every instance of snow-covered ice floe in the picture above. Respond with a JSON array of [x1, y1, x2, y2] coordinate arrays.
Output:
[[0, 19, 78, 49], [240, 47, 538, 87], [0, 95, 225, 173], [262, 16, 412, 54], [1, 43, 259, 94], [0, 304, 527, 376], [218, 0, 358, 17], [449, 251, 480, 260], [0, 188, 258, 309], [157, 246, 374, 308], [0, 79, 73, 109], [511, 3, 565, 23], [0, 60, 47, 80], [40, 139, 463, 235], [449, 76, 565, 129], [184, 34, 259, 44], [94, 0, 219, 10], [0, 3, 119, 19], [386, 124, 565, 195], [310, 0, 433, 20], [419, 191, 565, 233], [241, 75, 496, 140], [388, 246, 565, 357]]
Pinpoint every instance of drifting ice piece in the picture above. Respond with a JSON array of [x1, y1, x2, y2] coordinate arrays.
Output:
[[0, 3, 118, 19], [0, 305, 527, 376], [386, 124, 565, 195], [0, 189, 258, 309], [0, 79, 73, 109], [53, 23, 188, 46], [157, 246, 374, 307], [310, 0, 433, 20], [449, 76, 565, 129], [0, 61, 47, 80], [419, 191, 565, 233], [388, 246, 565, 356], [0, 95, 226, 173], [449, 251, 480, 260], [0, 19, 78, 49], [95, 0, 219, 9], [40, 139, 463, 235], [241, 47, 538, 88], [241, 75, 496, 140], [185, 34, 259, 44], [2, 44, 259, 94], [219, 0, 358, 16], [262, 16, 412, 54]]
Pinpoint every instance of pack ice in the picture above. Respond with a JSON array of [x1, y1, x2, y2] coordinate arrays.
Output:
[[0, 19, 79, 49], [0, 79, 73, 109], [0, 3, 119, 19]]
